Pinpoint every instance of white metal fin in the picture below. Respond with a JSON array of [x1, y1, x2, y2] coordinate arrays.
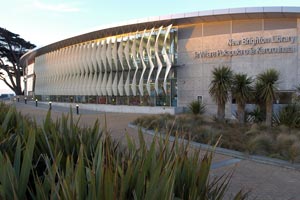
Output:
[[154, 26, 163, 94], [146, 28, 155, 95], [138, 30, 146, 96], [163, 24, 173, 92]]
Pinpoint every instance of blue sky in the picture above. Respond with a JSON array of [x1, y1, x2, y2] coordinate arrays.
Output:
[[1, 0, 300, 93]]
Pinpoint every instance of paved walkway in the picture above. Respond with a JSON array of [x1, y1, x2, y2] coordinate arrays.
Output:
[[12, 101, 300, 200]]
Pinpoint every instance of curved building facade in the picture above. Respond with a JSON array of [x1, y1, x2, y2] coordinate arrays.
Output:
[[21, 7, 300, 115], [33, 25, 178, 107]]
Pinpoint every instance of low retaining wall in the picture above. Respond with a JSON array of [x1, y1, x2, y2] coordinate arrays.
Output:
[[39, 101, 183, 114]]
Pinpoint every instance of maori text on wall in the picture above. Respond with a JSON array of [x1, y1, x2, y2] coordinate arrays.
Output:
[[195, 35, 297, 59]]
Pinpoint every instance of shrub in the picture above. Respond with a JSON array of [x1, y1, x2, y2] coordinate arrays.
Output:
[[133, 112, 300, 163], [289, 142, 300, 163], [277, 103, 300, 128], [133, 114, 175, 131], [0, 103, 248, 199], [192, 127, 219, 145], [276, 134, 298, 149], [188, 100, 206, 115], [245, 124, 260, 137], [247, 106, 265, 123], [247, 134, 274, 155], [276, 134, 299, 159]]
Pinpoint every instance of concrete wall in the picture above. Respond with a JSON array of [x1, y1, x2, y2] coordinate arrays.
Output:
[[177, 18, 299, 117], [41, 102, 183, 115]]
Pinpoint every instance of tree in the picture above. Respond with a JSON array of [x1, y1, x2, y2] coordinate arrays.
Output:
[[0, 27, 36, 95], [256, 69, 280, 127], [292, 84, 300, 104], [209, 66, 233, 121], [232, 73, 253, 123]]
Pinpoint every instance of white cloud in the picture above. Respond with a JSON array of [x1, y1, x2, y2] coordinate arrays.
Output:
[[33, 0, 80, 12]]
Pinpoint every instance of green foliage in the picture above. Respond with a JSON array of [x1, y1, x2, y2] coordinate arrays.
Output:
[[277, 103, 300, 128], [247, 107, 265, 123], [0, 103, 247, 199], [292, 84, 300, 103], [0, 27, 36, 94], [133, 114, 174, 131], [188, 100, 206, 115], [209, 66, 233, 121], [232, 73, 253, 105], [256, 69, 280, 126], [0, 131, 35, 199], [209, 66, 233, 106], [232, 73, 253, 123], [256, 69, 279, 102]]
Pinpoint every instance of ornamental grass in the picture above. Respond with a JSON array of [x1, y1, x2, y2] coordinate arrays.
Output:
[[0, 103, 248, 199], [133, 113, 300, 163]]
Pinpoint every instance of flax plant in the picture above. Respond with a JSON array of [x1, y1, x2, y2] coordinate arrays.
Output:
[[0, 103, 248, 199]]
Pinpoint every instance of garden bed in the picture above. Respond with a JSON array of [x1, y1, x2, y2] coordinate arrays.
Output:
[[133, 114, 300, 163]]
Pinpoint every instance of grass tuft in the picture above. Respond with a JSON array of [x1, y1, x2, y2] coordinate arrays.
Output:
[[0, 103, 248, 199], [247, 134, 274, 155]]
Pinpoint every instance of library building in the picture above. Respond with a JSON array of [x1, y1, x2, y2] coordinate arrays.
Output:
[[21, 7, 300, 115]]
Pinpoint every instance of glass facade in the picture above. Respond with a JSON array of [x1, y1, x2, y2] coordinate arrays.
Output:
[[34, 25, 178, 107]]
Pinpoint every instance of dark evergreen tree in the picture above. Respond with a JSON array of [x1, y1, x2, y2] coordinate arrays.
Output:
[[0, 27, 36, 95]]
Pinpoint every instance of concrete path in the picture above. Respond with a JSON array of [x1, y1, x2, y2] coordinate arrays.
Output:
[[12, 101, 300, 200]]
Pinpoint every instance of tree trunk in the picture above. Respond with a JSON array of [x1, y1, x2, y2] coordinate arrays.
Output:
[[15, 77, 22, 94], [217, 103, 225, 121], [237, 103, 245, 124], [265, 100, 273, 127], [14, 85, 22, 95]]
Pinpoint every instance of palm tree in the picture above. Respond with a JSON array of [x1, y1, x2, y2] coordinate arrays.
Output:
[[256, 69, 280, 127], [209, 66, 233, 121], [232, 73, 253, 123]]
